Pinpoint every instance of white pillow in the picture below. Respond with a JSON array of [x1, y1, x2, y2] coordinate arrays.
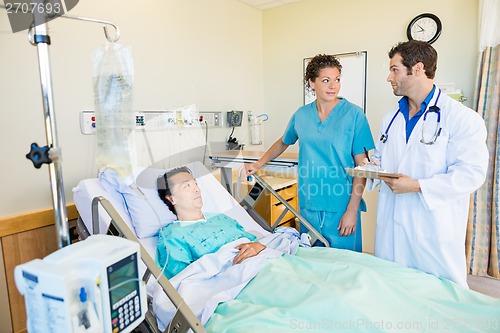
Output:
[[99, 168, 176, 239], [73, 178, 134, 235]]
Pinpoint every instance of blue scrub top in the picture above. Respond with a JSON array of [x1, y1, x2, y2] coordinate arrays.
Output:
[[282, 98, 374, 213]]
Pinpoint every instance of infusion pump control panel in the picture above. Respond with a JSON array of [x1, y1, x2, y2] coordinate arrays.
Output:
[[14, 235, 147, 333]]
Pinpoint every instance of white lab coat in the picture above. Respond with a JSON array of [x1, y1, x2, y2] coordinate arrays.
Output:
[[369, 90, 488, 288]]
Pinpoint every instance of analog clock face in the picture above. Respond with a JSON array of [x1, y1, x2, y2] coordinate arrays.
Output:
[[407, 14, 442, 44]]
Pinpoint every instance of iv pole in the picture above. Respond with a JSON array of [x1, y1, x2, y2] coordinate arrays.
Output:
[[6, 8, 208, 333], [32, 17, 71, 249], [2, 5, 120, 249]]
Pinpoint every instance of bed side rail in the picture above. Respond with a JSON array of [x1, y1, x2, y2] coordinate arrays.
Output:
[[238, 174, 330, 247], [91, 196, 207, 333]]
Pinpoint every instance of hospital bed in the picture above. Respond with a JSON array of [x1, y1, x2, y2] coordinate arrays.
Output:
[[73, 161, 500, 333]]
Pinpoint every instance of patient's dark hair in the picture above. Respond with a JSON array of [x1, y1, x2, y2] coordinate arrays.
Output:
[[157, 166, 193, 216]]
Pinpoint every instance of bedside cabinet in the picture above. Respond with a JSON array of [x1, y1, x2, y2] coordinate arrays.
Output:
[[252, 176, 298, 229]]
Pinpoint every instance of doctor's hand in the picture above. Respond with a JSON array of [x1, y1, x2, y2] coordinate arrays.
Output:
[[360, 158, 380, 167], [233, 242, 266, 264], [379, 174, 421, 194], [338, 209, 357, 236]]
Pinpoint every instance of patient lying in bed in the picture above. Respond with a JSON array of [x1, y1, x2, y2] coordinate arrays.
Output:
[[152, 166, 306, 327], [146, 164, 500, 331], [155, 166, 267, 278]]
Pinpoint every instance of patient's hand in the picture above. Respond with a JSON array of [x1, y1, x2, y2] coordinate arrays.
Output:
[[233, 242, 266, 264]]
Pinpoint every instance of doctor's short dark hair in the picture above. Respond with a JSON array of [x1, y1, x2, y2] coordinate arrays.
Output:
[[304, 54, 342, 89], [388, 40, 438, 79], [157, 166, 193, 215]]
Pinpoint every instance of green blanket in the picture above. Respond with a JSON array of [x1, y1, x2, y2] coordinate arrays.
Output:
[[206, 247, 500, 332]]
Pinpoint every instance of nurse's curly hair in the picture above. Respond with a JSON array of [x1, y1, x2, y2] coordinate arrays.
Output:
[[388, 40, 437, 79], [157, 166, 193, 215], [304, 54, 342, 89]]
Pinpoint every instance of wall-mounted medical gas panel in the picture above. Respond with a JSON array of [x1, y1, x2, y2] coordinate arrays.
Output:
[[80, 110, 223, 135]]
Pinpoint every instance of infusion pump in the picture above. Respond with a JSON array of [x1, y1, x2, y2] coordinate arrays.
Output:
[[15, 235, 147, 333]]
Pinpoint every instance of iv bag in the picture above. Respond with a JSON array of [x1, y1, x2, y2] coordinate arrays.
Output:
[[92, 43, 134, 179]]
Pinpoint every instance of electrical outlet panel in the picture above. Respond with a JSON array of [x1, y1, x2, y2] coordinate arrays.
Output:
[[199, 112, 223, 127], [80, 111, 96, 134], [80, 110, 225, 134], [80, 111, 176, 134], [142, 111, 176, 130], [214, 112, 221, 126], [135, 114, 145, 127], [157, 112, 177, 128]]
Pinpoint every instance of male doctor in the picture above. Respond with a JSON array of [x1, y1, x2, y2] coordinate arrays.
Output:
[[368, 41, 488, 288]]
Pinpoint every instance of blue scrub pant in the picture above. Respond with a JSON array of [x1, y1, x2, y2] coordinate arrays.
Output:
[[300, 208, 362, 252]]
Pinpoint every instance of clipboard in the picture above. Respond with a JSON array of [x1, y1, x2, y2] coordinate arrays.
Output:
[[345, 168, 400, 179]]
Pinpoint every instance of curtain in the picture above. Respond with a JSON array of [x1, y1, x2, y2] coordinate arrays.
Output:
[[466, 45, 500, 278], [477, 0, 500, 51], [466, 0, 500, 278]]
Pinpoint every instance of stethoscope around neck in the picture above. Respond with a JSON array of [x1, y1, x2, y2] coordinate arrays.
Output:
[[380, 89, 442, 145]]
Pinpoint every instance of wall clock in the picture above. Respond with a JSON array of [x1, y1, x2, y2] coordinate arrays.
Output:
[[407, 13, 442, 44]]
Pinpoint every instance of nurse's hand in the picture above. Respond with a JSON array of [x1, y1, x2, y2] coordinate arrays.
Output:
[[380, 174, 421, 194], [244, 162, 262, 176], [338, 209, 357, 236], [233, 242, 266, 264]]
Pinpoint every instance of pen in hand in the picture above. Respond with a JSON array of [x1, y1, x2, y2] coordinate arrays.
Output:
[[364, 147, 371, 162]]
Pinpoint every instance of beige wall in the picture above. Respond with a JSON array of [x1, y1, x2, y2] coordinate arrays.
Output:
[[262, 0, 479, 253], [0, 0, 480, 253], [0, 0, 263, 216]]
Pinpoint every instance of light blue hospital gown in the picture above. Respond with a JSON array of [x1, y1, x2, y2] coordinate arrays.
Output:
[[282, 98, 374, 251], [156, 213, 257, 278]]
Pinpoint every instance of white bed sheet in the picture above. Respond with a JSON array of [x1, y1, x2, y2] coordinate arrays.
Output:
[[72, 161, 275, 329]]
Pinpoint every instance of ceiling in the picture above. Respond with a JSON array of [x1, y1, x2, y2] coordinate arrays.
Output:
[[237, 0, 302, 10]]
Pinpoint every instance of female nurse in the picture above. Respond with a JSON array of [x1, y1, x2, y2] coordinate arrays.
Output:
[[245, 54, 374, 251]]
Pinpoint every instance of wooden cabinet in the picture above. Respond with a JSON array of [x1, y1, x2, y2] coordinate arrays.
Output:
[[0, 205, 78, 333], [252, 176, 298, 229], [1, 225, 58, 333]]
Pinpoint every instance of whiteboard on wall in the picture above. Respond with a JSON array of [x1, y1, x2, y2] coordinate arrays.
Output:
[[304, 51, 367, 112]]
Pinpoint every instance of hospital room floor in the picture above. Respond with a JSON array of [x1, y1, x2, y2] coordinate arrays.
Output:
[[468, 275, 500, 298]]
